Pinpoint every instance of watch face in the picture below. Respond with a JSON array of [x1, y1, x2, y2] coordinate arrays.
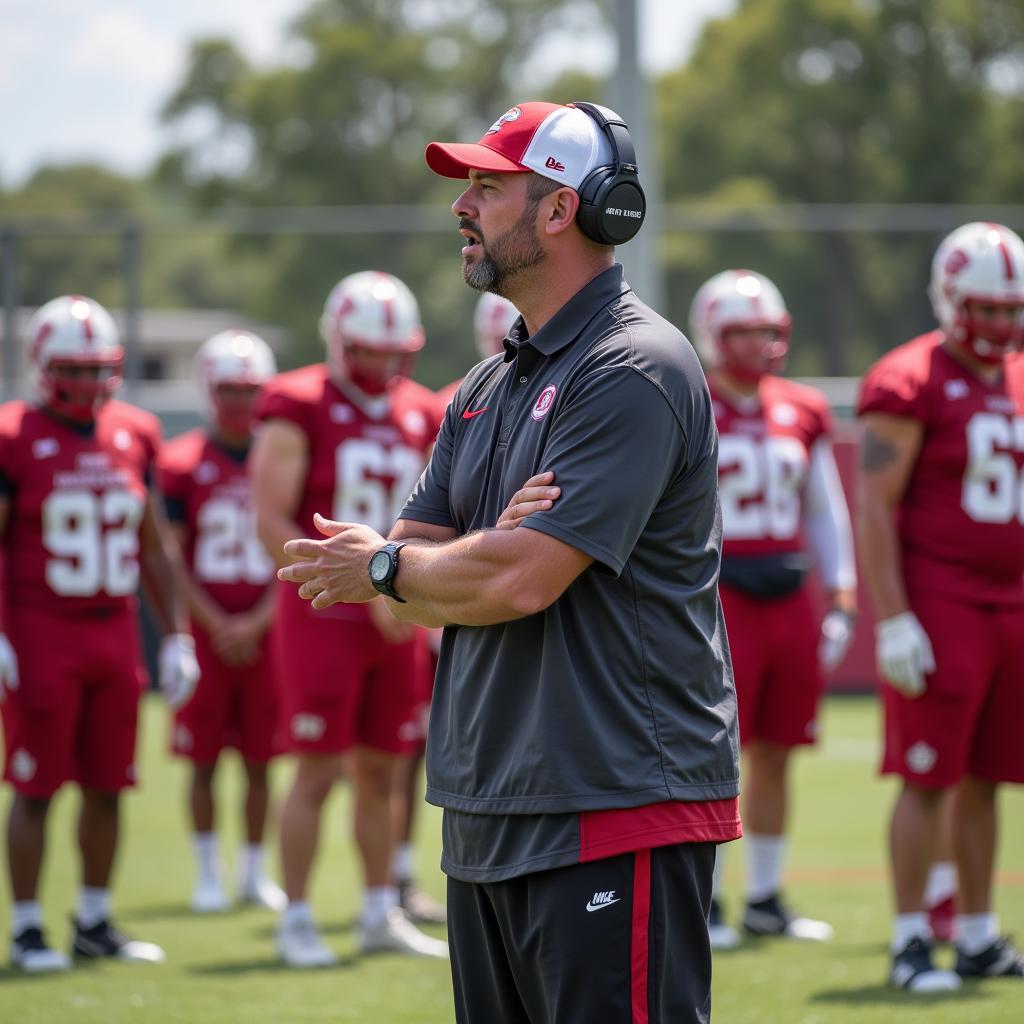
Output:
[[369, 550, 391, 583]]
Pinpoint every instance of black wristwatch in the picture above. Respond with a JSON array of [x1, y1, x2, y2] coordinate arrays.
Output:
[[368, 542, 407, 602]]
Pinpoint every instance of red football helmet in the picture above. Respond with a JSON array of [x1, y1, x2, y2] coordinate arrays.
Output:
[[319, 271, 425, 395], [27, 295, 123, 423], [689, 270, 791, 382], [929, 222, 1024, 364], [196, 329, 277, 438]]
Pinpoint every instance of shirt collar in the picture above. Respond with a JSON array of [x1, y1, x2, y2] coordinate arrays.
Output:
[[501, 263, 629, 361]]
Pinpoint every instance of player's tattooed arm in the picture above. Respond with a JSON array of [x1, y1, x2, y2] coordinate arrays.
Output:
[[859, 428, 901, 472], [855, 414, 923, 621]]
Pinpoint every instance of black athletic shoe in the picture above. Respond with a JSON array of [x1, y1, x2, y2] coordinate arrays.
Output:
[[10, 926, 71, 972], [890, 936, 961, 992], [742, 892, 833, 941], [955, 936, 1024, 978], [72, 919, 166, 963]]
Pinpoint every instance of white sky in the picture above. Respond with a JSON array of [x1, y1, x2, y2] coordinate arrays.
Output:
[[1, 0, 734, 188]]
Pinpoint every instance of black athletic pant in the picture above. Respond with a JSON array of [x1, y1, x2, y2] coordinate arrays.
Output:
[[448, 843, 715, 1024]]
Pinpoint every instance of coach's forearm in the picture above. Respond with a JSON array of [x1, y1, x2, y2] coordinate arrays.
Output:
[[388, 530, 553, 627]]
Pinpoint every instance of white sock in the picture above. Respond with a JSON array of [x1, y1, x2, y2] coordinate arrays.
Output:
[[193, 832, 220, 883], [892, 912, 930, 953], [711, 845, 727, 899], [239, 843, 264, 889], [77, 887, 110, 930], [12, 900, 42, 936], [955, 912, 998, 955], [361, 886, 399, 928], [745, 834, 785, 904], [392, 843, 415, 883], [282, 900, 313, 927], [924, 861, 957, 907]]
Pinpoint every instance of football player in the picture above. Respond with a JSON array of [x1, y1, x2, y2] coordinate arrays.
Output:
[[857, 222, 1024, 990], [690, 270, 857, 948], [158, 330, 286, 914], [0, 295, 199, 971], [250, 271, 447, 966]]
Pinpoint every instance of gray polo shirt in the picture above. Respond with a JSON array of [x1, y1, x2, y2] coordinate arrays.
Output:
[[400, 264, 739, 882]]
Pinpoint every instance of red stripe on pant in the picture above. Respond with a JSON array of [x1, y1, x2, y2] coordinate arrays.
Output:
[[631, 848, 651, 1024]]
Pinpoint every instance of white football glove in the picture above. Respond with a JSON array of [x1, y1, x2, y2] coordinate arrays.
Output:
[[0, 633, 19, 703], [159, 634, 200, 710], [819, 610, 855, 674], [875, 612, 935, 698]]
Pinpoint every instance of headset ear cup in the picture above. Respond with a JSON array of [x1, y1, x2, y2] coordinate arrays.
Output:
[[577, 174, 646, 245]]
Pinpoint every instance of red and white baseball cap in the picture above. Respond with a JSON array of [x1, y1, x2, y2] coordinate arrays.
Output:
[[425, 102, 614, 192]]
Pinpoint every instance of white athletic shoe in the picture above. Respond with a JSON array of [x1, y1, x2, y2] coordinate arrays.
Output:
[[239, 877, 287, 913], [10, 927, 72, 973], [191, 877, 229, 913], [276, 916, 338, 968], [708, 899, 740, 950], [358, 908, 449, 959]]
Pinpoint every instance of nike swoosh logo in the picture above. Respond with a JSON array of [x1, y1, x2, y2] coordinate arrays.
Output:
[[462, 407, 490, 420], [585, 898, 621, 913]]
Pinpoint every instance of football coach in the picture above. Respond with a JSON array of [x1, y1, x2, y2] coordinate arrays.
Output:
[[278, 100, 741, 1023]]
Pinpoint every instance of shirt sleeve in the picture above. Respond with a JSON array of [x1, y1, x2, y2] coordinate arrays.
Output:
[[857, 356, 928, 419], [520, 368, 687, 576], [399, 394, 458, 529], [255, 385, 312, 433]]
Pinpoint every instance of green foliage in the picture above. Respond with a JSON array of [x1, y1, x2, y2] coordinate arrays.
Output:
[[658, 0, 1024, 373]]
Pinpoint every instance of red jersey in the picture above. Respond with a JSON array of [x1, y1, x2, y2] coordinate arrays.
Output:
[[254, 365, 440, 620], [0, 400, 160, 615], [858, 330, 1024, 606], [711, 375, 833, 558], [158, 429, 273, 615]]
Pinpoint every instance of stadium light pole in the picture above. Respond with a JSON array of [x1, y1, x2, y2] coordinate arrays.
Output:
[[606, 0, 664, 314]]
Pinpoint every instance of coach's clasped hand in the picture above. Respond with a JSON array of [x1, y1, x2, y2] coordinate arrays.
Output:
[[278, 513, 383, 609], [874, 611, 935, 698], [158, 633, 201, 710], [0, 633, 19, 702]]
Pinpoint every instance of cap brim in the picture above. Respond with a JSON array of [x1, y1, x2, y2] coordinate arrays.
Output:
[[425, 141, 528, 179]]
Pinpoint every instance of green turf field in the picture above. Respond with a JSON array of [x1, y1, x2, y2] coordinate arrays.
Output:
[[1, 694, 1021, 1023]]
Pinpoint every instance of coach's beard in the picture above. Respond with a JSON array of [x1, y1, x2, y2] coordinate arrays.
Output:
[[463, 207, 545, 295]]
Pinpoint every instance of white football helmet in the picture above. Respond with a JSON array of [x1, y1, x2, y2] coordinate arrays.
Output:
[[26, 295, 123, 422], [689, 270, 791, 381], [196, 329, 277, 437], [929, 222, 1024, 363], [319, 271, 425, 394], [473, 293, 519, 360]]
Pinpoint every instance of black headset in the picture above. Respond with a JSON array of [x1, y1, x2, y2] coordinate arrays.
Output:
[[571, 101, 647, 246]]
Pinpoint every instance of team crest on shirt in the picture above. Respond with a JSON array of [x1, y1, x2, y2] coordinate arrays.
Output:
[[944, 379, 969, 401], [292, 713, 326, 741], [195, 461, 219, 485], [113, 429, 133, 451], [330, 403, 355, 424], [32, 437, 59, 460], [11, 749, 36, 782], [771, 403, 798, 427], [905, 741, 937, 775], [531, 384, 558, 422]]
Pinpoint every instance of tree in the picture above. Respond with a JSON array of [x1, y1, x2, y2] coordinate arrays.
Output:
[[158, 0, 607, 383], [657, 0, 1024, 375]]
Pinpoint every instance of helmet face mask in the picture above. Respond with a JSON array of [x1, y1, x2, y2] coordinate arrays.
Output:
[[930, 222, 1024, 365], [28, 295, 124, 424], [319, 271, 424, 396], [196, 330, 277, 438], [689, 271, 791, 384]]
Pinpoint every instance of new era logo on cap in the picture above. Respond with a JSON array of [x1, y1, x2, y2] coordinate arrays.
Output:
[[426, 102, 613, 191]]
